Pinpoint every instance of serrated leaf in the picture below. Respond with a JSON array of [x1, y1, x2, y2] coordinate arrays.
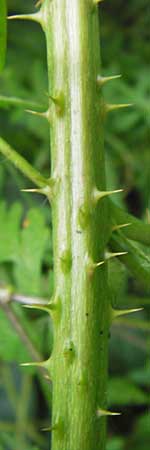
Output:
[[108, 377, 148, 406], [0, 0, 7, 73], [0, 202, 51, 296]]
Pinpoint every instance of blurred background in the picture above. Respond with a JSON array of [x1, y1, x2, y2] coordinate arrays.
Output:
[[0, 0, 150, 449]]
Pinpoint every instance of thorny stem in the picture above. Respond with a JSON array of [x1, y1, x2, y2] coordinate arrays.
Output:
[[1, 0, 146, 449], [44, 1, 109, 449]]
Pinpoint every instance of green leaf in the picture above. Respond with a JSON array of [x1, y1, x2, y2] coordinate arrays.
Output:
[[109, 232, 150, 291], [134, 412, 150, 440], [0, 202, 51, 296], [0, 202, 22, 263], [106, 437, 124, 450], [0, 0, 7, 73], [108, 377, 148, 406], [0, 304, 42, 363], [14, 208, 50, 295], [110, 201, 150, 247], [130, 366, 150, 387]]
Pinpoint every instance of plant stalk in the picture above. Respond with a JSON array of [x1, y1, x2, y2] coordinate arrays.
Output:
[[44, 1, 110, 449]]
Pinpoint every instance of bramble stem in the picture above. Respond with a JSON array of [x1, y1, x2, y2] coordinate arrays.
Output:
[[44, 1, 110, 449]]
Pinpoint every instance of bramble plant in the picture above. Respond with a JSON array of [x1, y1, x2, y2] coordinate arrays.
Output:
[[0, 1, 150, 450]]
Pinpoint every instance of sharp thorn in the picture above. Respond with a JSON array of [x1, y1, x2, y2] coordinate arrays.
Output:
[[111, 306, 143, 321], [23, 302, 55, 314], [8, 11, 43, 26], [93, 0, 104, 4], [36, 0, 44, 7], [97, 408, 121, 417], [21, 185, 51, 197], [105, 103, 133, 113], [93, 188, 123, 204], [95, 261, 105, 268], [41, 421, 63, 433], [112, 223, 131, 232], [97, 74, 122, 86], [20, 358, 50, 371], [49, 91, 65, 116], [21, 188, 42, 193], [105, 251, 128, 260], [87, 257, 105, 276], [23, 294, 61, 321], [25, 108, 51, 122]]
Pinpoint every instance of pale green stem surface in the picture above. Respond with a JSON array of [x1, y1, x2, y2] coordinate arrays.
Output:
[[44, 1, 110, 449]]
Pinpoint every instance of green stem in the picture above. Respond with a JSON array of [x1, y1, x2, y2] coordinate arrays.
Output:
[[0, 95, 46, 110], [44, 1, 109, 449], [0, 137, 48, 188]]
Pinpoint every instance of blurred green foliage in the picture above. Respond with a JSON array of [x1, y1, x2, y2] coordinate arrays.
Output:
[[0, 0, 149, 449]]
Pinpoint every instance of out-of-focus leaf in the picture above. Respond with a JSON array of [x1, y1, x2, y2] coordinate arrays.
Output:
[[0, 202, 51, 295], [108, 258, 127, 306], [14, 208, 50, 295], [0, 202, 22, 263], [106, 437, 124, 450], [132, 412, 150, 450], [108, 377, 148, 406], [130, 366, 150, 387], [109, 233, 150, 291], [0, 303, 42, 362], [0, 0, 7, 73]]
